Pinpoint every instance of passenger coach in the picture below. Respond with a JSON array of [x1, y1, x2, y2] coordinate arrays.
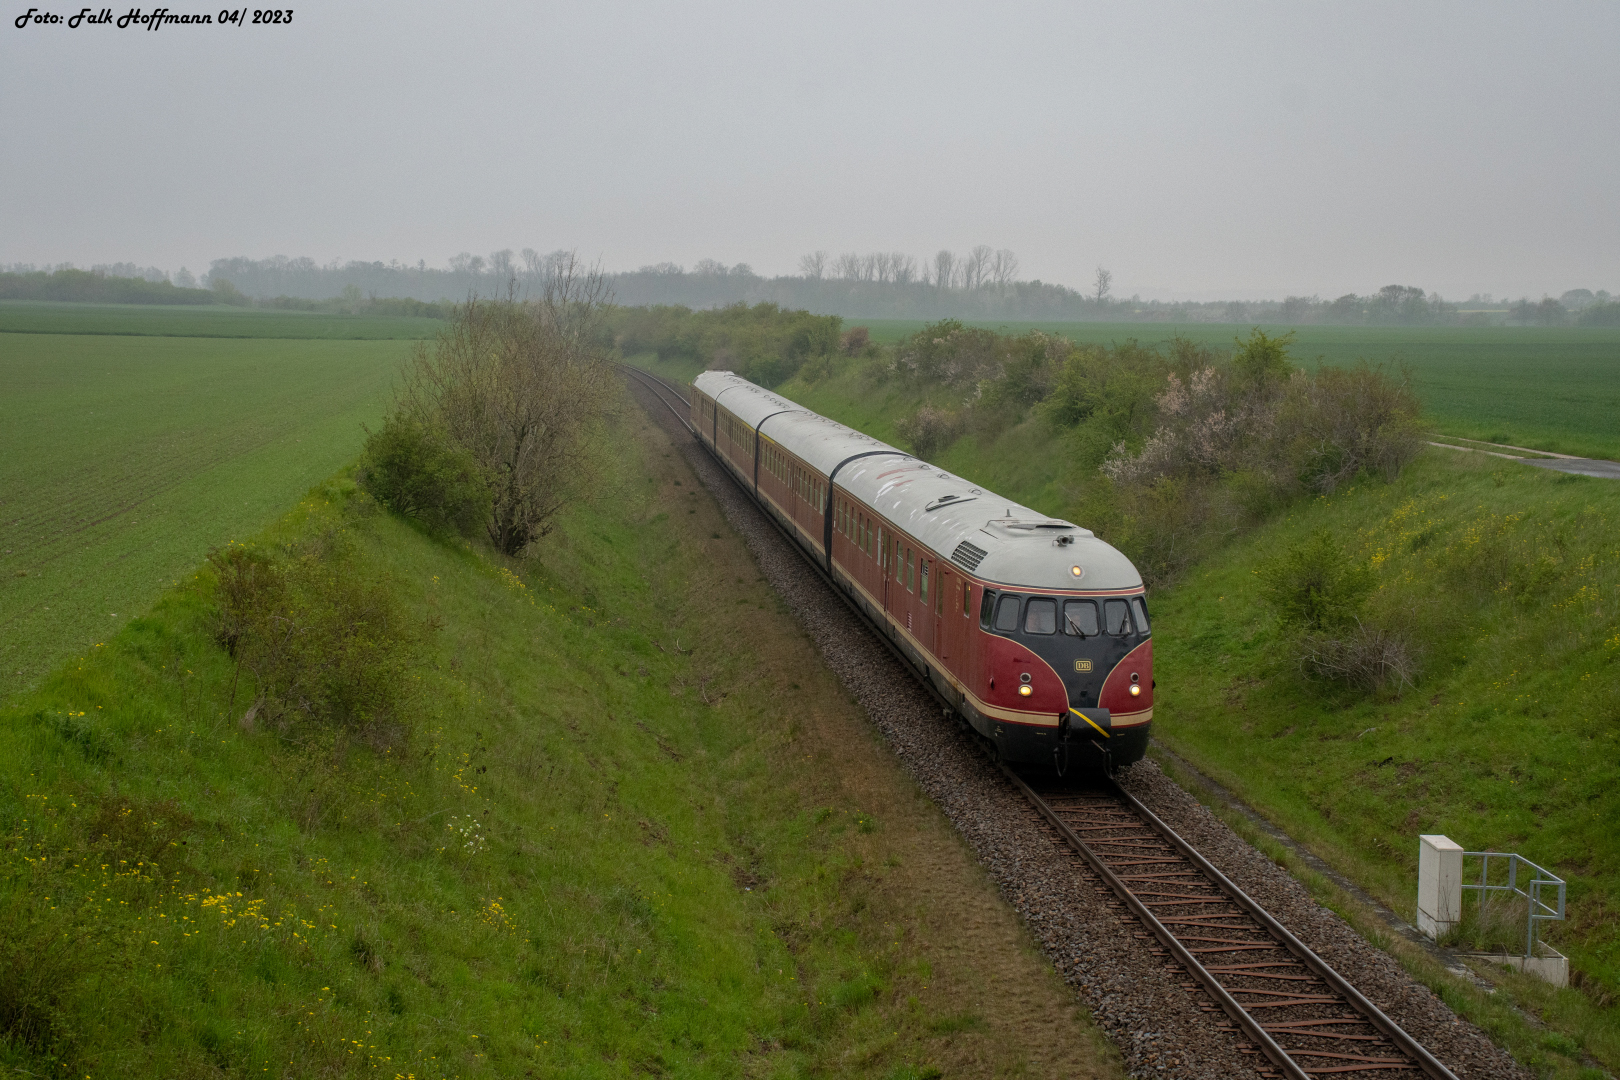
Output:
[[690, 371, 1153, 770]]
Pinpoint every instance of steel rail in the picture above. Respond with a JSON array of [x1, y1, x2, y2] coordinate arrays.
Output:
[[1002, 765, 1312, 1080], [1114, 785, 1458, 1079], [620, 362, 1456, 1080], [1006, 767, 1458, 1080]]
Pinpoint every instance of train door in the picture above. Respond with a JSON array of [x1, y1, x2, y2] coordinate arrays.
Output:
[[918, 556, 937, 663], [934, 566, 950, 661], [877, 526, 889, 612]]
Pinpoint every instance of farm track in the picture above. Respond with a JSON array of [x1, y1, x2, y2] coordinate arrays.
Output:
[[620, 364, 1530, 1080]]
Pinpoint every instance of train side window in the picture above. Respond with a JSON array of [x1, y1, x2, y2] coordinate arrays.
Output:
[[1064, 600, 1099, 637], [877, 528, 885, 568], [894, 539, 902, 581], [1104, 599, 1130, 635], [979, 589, 995, 629], [1024, 597, 1057, 635], [1131, 597, 1151, 635], [936, 571, 944, 614], [906, 547, 915, 592], [920, 559, 929, 601], [963, 582, 971, 618], [993, 594, 1021, 633]]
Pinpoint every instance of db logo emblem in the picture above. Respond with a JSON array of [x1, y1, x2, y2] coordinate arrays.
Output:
[[1074, 659, 1093, 672]]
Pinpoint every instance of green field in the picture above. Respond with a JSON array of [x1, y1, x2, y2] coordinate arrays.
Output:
[[1, 328, 412, 701], [856, 320, 1620, 461], [0, 300, 445, 340]]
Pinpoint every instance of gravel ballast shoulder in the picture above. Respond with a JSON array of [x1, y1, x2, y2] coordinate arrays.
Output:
[[632, 379, 1529, 1080]]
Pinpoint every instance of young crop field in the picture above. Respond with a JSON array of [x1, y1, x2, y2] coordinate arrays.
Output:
[[856, 320, 1620, 461], [0, 329, 410, 701], [0, 300, 445, 340]]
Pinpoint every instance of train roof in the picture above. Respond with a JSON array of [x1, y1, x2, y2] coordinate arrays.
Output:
[[692, 370, 1142, 593]]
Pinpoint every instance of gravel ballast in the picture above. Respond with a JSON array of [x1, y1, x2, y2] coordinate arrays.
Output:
[[631, 377, 1529, 1080]]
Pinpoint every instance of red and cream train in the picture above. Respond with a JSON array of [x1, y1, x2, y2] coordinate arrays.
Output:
[[691, 371, 1153, 769]]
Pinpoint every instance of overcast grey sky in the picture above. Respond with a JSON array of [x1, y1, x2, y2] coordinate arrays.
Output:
[[3, 1, 1616, 300]]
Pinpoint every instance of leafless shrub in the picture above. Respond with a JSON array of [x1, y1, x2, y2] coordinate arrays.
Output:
[[839, 326, 870, 356], [397, 255, 620, 555], [1297, 621, 1419, 691]]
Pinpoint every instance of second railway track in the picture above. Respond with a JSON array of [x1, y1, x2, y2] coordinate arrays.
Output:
[[619, 361, 1528, 1080]]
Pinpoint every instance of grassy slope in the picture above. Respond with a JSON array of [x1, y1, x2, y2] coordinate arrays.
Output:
[[1, 331, 408, 701], [0, 301, 444, 340], [853, 320, 1620, 461], [0, 411, 1120, 1079], [633, 352, 1620, 1075], [1150, 451, 1620, 1071]]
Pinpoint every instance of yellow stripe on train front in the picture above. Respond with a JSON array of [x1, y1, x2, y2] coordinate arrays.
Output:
[[1070, 707, 1109, 739]]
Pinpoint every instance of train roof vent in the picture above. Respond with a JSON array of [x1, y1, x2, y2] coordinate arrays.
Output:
[[925, 494, 977, 513], [951, 540, 989, 572]]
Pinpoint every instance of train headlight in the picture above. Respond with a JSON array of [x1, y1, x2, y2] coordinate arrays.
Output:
[[1018, 685, 1033, 697], [1070, 566, 1083, 577], [1129, 684, 1141, 697]]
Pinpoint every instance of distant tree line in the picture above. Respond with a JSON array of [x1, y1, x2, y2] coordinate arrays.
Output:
[[8, 255, 1617, 327], [0, 266, 215, 305], [607, 304, 842, 387]]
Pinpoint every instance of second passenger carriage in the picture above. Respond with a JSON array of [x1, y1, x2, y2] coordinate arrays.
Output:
[[690, 371, 1153, 770]]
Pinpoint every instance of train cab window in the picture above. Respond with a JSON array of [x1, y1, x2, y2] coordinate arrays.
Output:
[[1063, 599, 1099, 637], [993, 594, 1021, 633], [1104, 599, 1131, 636], [980, 589, 995, 629], [1131, 597, 1151, 635], [1024, 597, 1057, 635]]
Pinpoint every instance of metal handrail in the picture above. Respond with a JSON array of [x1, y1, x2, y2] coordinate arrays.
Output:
[[1461, 851, 1565, 958]]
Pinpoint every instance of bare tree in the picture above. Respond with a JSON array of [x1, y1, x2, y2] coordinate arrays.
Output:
[[1094, 266, 1113, 305], [489, 249, 514, 282], [990, 249, 1020, 290], [399, 255, 619, 556], [520, 248, 544, 280], [933, 250, 957, 290], [891, 252, 917, 285], [963, 245, 994, 291], [834, 252, 864, 280], [798, 251, 828, 279]]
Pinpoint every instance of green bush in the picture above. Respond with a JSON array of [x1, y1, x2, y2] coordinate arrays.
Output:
[[1260, 529, 1418, 690], [1260, 529, 1375, 634], [207, 534, 430, 744], [358, 413, 489, 537]]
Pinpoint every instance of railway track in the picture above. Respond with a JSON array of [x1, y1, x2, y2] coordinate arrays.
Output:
[[619, 361, 1468, 1080], [1009, 771, 1456, 1079]]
